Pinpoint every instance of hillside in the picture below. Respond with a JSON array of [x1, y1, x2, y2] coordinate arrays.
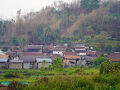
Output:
[[0, 0, 120, 52]]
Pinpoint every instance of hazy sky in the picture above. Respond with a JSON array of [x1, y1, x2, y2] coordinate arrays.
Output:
[[0, 0, 73, 19]]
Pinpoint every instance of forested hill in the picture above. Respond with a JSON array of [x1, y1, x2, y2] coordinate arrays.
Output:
[[0, 0, 120, 52]]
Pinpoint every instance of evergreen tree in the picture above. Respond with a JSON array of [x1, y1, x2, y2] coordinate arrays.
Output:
[[9, 37, 19, 46], [52, 58, 63, 69], [94, 55, 109, 66], [81, 0, 99, 11]]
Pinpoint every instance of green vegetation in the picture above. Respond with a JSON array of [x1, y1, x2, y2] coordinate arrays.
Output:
[[9, 37, 19, 46], [0, 0, 120, 52], [0, 62, 120, 89], [23, 74, 120, 90], [1, 47, 8, 52], [51, 57, 63, 69], [0, 0, 120, 89], [0, 68, 98, 82], [7, 81, 26, 90], [3, 72, 23, 78], [81, 0, 99, 11], [100, 61, 120, 74], [94, 54, 109, 66]]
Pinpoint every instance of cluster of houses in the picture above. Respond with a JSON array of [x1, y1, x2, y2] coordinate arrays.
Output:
[[0, 43, 120, 69]]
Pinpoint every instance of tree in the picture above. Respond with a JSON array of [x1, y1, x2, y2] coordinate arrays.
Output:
[[94, 55, 109, 66], [43, 26, 54, 42], [19, 37, 29, 48], [104, 45, 112, 52], [100, 61, 109, 74], [81, 0, 99, 11], [93, 31, 111, 51], [100, 61, 120, 75], [1, 47, 8, 52], [9, 37, 19, 46], [114, 45, 120, 52], [41, 60, 47, 70], [32, 24, 44, 42], [52, 57, 63, 69], [54, 29, 61, 40]]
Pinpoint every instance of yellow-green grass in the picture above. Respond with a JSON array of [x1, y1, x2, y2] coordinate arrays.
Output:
[[0, 68, 99, 82]]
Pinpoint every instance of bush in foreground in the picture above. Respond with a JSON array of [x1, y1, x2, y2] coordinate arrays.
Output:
[[3, 72, 23, 78], [7, 81, 26, 90], [23, 76, 120, 90]]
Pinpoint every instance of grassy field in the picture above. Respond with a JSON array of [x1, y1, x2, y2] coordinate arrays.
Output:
[[0, 68, 99, 82], [24, 75, 120, 90], [0, 68, 120, 90]]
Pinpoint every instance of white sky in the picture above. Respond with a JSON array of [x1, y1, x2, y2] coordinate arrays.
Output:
[[0, 0, 73, 20]]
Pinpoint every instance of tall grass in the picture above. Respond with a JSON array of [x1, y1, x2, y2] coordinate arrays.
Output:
[[23, 75, 120, 90], [0, 68, 120, 90]]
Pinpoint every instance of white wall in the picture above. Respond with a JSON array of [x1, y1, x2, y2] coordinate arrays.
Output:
[[53, 51, 64, 56], [78, 52, 86, 56], [23, 63, 30, 69]]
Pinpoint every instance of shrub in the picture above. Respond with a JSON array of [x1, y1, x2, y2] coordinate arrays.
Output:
[[94, 56, 109, 66], [100, 61, 120, 74], [74, 79, 94, 90], [94, 75, 106, 83], [75, 68, 84, 73], [3, 72, 23, 78], [25, 76, 95, 90], [94, 75, 120, 86], [34, 77, 49, 86], [7, 81, 26, 90]]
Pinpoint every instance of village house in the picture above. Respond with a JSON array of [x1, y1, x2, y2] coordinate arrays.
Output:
[[105, 53, 120, 63], [9, 60, 23, 69], [63, 52, 78, 56], [36, 56, 52, 69], [86, 50, 97, 56], [73, 47, 87, 56], [24, 45, 43, 52], [71, 43, 90, 56], [84, 56, 97, 65], [63, 55, 86, 67], [34, 42, 54, 46], [0, 50, 6, 55], [72, 43, 89, 49], [18, 52, 42, 69], [20, 56, 37, 69], [21, 52, 42, 56], [0, 55, 9, 69], [83, 50, 98, 65], [52, 46, 66, 56]]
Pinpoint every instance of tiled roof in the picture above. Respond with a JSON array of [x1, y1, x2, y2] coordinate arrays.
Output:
[[64, 52, 77, 56], [106, 53, 120, 62], [20, 56, 37, 62], [72, 43, 86, 47], [64, 56, 81, 59], [21, 55, 52, 63], [0, 55, 9, 58], [27, 45, 42, 49], [84, 56, 97, 62], [52, 48, 66, 51], [6, 51, 17, 56], [73, 46, 86, 48], [9, 60, 23, 63], [50, 54, 63, 59], [23, 52, 42, 56], [86, 50, 96, 56]]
